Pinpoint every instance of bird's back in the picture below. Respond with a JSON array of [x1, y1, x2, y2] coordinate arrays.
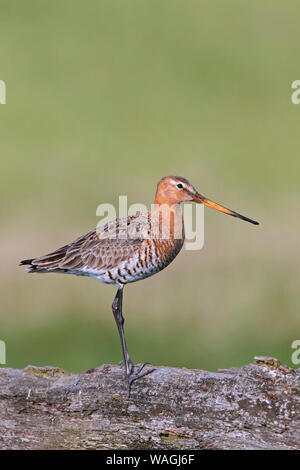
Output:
[[21, 211, 185, 286]]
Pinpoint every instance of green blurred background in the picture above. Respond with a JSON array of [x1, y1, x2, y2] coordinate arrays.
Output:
[[1, 0, 299, 373]]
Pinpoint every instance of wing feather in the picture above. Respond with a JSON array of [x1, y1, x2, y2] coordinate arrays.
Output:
[[22, 215, 146, 274]]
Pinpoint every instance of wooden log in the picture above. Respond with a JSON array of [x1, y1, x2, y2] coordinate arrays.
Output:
[[0, 357, 299, 450]]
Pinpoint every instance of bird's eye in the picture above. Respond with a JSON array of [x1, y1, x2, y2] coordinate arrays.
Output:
[[176, 183, 183, 189]]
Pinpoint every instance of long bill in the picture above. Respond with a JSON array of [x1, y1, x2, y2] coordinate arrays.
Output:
[[193, 193, 259, 225]]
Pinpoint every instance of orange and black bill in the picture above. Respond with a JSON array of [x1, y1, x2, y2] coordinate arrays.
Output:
[[193, 194, 259, 225]]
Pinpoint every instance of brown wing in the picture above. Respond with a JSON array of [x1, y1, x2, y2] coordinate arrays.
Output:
[[20, 215, 145, 273]]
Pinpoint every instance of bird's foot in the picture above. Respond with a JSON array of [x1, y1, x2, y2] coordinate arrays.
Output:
[[126, 362, 156, 398]]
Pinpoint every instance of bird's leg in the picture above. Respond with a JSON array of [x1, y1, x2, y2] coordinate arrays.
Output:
[[112, 287, 133, 378], [112, 287, 155, 397]]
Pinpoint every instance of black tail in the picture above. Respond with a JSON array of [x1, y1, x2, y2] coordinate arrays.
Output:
[[20, 259, 34, 266], [20, 259, 38, 271]]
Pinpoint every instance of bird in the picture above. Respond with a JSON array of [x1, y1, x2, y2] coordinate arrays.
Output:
[[20, 175, 259, 396]]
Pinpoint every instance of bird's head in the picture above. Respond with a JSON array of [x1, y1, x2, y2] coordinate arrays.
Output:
[[154, 175, 259, 225]]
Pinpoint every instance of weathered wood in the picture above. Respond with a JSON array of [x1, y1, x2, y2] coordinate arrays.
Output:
[[0, 357, 299, 450]]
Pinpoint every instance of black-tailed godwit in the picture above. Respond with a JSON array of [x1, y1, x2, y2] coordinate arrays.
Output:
[[21, 176, 259, 396]]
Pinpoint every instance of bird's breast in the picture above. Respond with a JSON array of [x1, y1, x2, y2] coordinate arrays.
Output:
[[107, 235, 185, 286]]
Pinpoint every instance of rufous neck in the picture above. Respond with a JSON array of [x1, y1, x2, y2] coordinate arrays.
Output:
[[151, 202, 184, 239], [154, 188, 179, 207]]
